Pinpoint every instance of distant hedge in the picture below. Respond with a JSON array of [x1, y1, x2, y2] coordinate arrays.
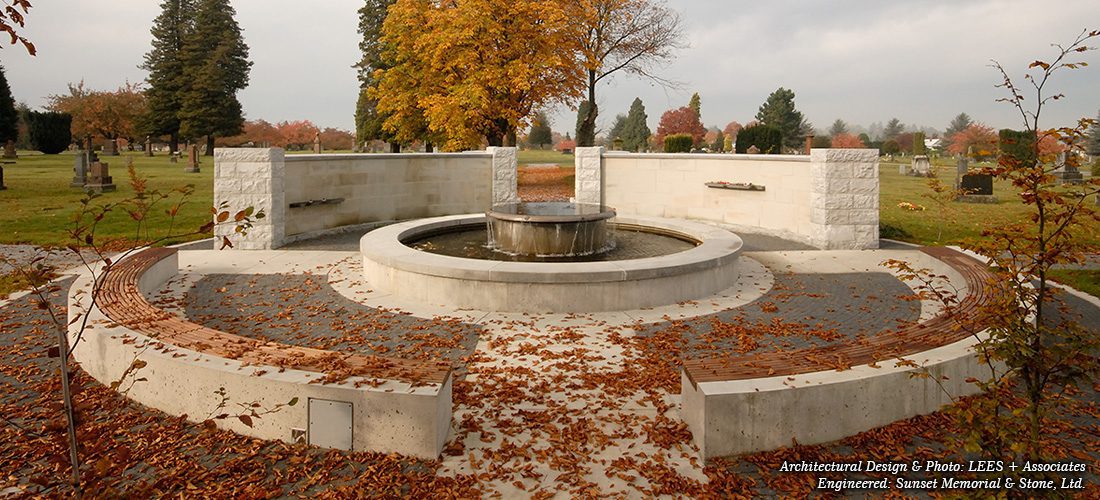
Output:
[[998, 129, 1036, 167], [25, 111, 72, 154], [663, 133, 692, 153], [735, 124, 781, 154]]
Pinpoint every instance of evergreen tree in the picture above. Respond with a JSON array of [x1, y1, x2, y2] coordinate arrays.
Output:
[[828, 119, 848, 137], [620, 97, 651, 153], [688, 92, 701, 117], [913, 131, 927, 155], [0, 66, 18, 145], [528, 111, 552, 149], [576, 100, 595, 148], [354, 0, 396, 149], [1087, 110, 1100, 157], [755, 87, 811, 151], [178, 0, 251, 155], [141, 0, 193, 154], [607, 113, 627, 143], [882, 117, 904, 140]]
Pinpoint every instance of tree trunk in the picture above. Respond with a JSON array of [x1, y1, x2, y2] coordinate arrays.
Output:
[[425, 142, 434, 153], [577, 70, 599, 147], [389, 142, 401, 153], [169, 132, 179, 155], [205, 135, 215, 156]]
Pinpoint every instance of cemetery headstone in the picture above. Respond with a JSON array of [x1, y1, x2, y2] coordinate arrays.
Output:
[[145, 136, 154, 157], [803, 136, 814, 155], [957, 172, 997, 203], [83, 136, 98, 164], [0, 164, 6, 190], [104, 138, 119, 156], [747, 145, 761, 154], [71, 151, 89, 188], [1054, 152, 1083, 184], [85, 162, 116, 193], [910, 155, 932, 177], [185, 144, 200, 173], [3, 139, 16, 159], [313, 133, 322, 154]]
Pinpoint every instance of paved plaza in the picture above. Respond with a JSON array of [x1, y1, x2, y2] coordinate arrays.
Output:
[[2, 225, 1098, 496]]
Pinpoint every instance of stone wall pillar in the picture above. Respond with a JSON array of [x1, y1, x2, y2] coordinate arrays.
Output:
[[574, 147, 604, 205], [213, 148, 286, 249], [488, 146, 518, 205], [809, 149, 880, 249]]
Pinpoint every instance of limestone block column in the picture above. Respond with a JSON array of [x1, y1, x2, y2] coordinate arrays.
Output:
[[488, 146, 518, 205], [809, 149, 880, 249], [574, 146, 604, 205], [213, 148, 286, 249]]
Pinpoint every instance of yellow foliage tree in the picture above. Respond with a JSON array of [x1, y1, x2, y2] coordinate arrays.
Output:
[[373, 0, 585, 151]]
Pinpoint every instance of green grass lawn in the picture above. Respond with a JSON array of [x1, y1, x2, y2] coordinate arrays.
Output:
[[1048, 269, 1100, 297], [518, 148, 574, 167], [2, 150, 1096, 253], [878, 159, 1099, 248], [0, 151, 214, 247]]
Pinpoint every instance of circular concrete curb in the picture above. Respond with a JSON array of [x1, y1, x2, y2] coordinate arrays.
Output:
[[360, 214, 744, 313]]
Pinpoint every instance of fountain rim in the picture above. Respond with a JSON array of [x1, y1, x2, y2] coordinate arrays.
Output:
[[486, 201, 616, 223], [360, 214, 743, 284]]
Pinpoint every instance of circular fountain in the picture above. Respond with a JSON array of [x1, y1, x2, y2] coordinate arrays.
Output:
[[360, 208, 745, 313], [486, 202, 616, 257]]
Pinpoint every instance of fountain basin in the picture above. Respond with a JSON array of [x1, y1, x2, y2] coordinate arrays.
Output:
[[487, 202, 616, 257], [360, 214, 744, 313]]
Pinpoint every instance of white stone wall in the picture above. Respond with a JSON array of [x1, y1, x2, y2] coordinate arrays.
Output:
[[574, 146, 603, 204], [598, 150, 879, 249], [214, 148, 285, 250], [809, 149, 880, 249], [601, 152, 817, 245], [214, 149, 500, 248]]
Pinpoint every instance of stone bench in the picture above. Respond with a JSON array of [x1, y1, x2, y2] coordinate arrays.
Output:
[[681, 247, 1000, 458], [71, 247, 453, 459]]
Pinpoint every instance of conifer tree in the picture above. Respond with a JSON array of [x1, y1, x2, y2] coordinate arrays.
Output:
[[620, 97, 650, 152], [141, 0, 193, 154], [354, 0, 396, 150], [178, 0, 251, 155], [0, 66, 18, 146], [755, 87, 811, 151]]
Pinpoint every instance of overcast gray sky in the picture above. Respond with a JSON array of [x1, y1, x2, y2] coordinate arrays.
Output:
[[3, 0, 1098, 138]]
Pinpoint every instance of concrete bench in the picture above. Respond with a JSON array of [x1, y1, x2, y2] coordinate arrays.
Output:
[[71, 247, 453, 459], [681, 247, 1000, 458]]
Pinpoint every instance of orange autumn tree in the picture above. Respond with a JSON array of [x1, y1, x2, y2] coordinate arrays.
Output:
[[373, 0, 585, 150], [48, 81, 147, 149], [654, 105, 705, 148], [830, 132, 865, 148], [946, 122, 998, 159]]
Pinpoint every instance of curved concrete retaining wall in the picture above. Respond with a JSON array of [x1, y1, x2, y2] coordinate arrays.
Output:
[[682, 334, 993, 458], [70, 251, 451, 459], [577, 148, 880, 250]]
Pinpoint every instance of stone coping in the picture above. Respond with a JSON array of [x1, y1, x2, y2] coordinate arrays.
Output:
[[284, 152, 491, 162], [360, 214, 744, 285], [70, 247, 453, 458], [603, 151, 811, 162]]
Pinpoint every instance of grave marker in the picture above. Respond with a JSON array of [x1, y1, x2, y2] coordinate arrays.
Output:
[[185, 144, 200, 173], [85, 161, 116, 193]]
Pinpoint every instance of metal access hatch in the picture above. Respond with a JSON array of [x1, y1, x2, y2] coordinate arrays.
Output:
[[308, 398, 354, 450]]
